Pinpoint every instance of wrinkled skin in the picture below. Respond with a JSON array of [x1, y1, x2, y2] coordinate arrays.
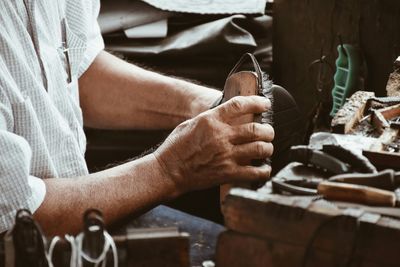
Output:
[[154, 95, 274, 194]]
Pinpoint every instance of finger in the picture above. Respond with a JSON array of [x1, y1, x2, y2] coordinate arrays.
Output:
[[215, 96, 271, 121], [233, 141, 274, 160], [232, 164, 272, 183], [231, 122, 274, 144]]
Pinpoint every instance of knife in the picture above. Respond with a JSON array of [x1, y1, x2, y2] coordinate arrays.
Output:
[[318, 181, 400, 207], [329, 169, 400, 191]]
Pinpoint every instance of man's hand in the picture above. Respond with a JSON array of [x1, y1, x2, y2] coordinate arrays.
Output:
[[154, 95, 274, 194]]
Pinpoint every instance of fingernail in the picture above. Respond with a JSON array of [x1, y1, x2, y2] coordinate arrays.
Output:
[[265, 98, 271, 109]]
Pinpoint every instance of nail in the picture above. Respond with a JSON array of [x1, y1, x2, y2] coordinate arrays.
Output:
[[265, 98, 271, 109]]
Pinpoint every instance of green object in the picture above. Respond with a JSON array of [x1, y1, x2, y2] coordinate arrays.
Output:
[[330, 44, 362, 116]]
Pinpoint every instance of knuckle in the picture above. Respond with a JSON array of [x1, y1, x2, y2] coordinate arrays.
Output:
[[229, 96, 245, 111], [249, 123, 258, 139], [258, 124, 274, 141], [248, 168, 264, 181], [256, 142, 274, 157], [255, 166, 271, 180], [196, 114, 213, 128], [256, 142, 265, 156], [221, 161, 235, 176], [173, 119, 191, 134]]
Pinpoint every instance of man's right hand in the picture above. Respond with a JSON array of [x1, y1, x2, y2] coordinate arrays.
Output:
[[153, 95, 274, 195]]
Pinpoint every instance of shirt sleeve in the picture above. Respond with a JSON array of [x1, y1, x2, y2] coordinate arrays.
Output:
[[0, 96, 46, 233], [78, 0, 105, 77]]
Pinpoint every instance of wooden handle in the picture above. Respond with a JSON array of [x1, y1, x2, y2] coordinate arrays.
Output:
[[220, 71, 260, 205], [318, 181, 396, 207]]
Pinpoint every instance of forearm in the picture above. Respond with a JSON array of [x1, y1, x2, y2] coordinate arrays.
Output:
[[33, 154, 177, 236], [79, 51, 221, 130], [33, 96, 274, 235]]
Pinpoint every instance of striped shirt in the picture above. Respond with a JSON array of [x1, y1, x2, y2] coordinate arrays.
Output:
[[0, 0, 104, 232]]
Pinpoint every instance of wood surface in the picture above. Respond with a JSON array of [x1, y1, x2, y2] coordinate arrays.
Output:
[[331, 91, 374, 133], [216, 230, 396, 267], [378, 103, 400, 120], [220, 188, 400, 266]]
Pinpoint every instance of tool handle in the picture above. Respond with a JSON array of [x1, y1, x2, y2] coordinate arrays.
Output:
[[330, 44, 361, 116], [318, 181, 396, 207], [329, 169, 396, 191], [227, 53, 264, 90]]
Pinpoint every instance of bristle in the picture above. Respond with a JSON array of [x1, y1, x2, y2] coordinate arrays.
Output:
[[260, 73, 274, 126]]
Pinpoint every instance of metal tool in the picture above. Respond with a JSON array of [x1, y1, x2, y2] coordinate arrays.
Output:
[[272, 146, 400, 207], [329, 169, 400, 191], [305, 47, 334, 139], [321, 144, 377, 173], [290, 145, 351, 174], [273, 172, 400, 207], [272, 145, 374, 196], [272, 179, 319, 196], [271, 162, 327, 196]]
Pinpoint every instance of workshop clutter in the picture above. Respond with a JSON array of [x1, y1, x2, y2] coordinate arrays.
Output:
[[1, 209, 117, 267], [330, 91, 400, 169], [216, 145, 400, 267], [0, 209, 190, 267], [216, 53, 400, 266]]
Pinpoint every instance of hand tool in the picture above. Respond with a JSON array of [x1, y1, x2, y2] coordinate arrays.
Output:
[[305, 47, 334, 140], [219, 53, 273, 203], [321, 144, 377, 173], [5, 209, 48, 267], [271, 162, 327, 196], [290, 145, 351, 174], [272, 179, 319, 196], [330, 38, 363, 117], [272, 144, 376, 196], [328, 169, 400, 191], [318, 181, 400, 207], [274, 175, 400, 207]]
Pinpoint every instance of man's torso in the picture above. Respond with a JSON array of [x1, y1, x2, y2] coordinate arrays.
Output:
[[0, 0, 102, 178]]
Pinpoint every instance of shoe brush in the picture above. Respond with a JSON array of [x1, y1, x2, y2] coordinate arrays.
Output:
[[220, 53, 273, 203]]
